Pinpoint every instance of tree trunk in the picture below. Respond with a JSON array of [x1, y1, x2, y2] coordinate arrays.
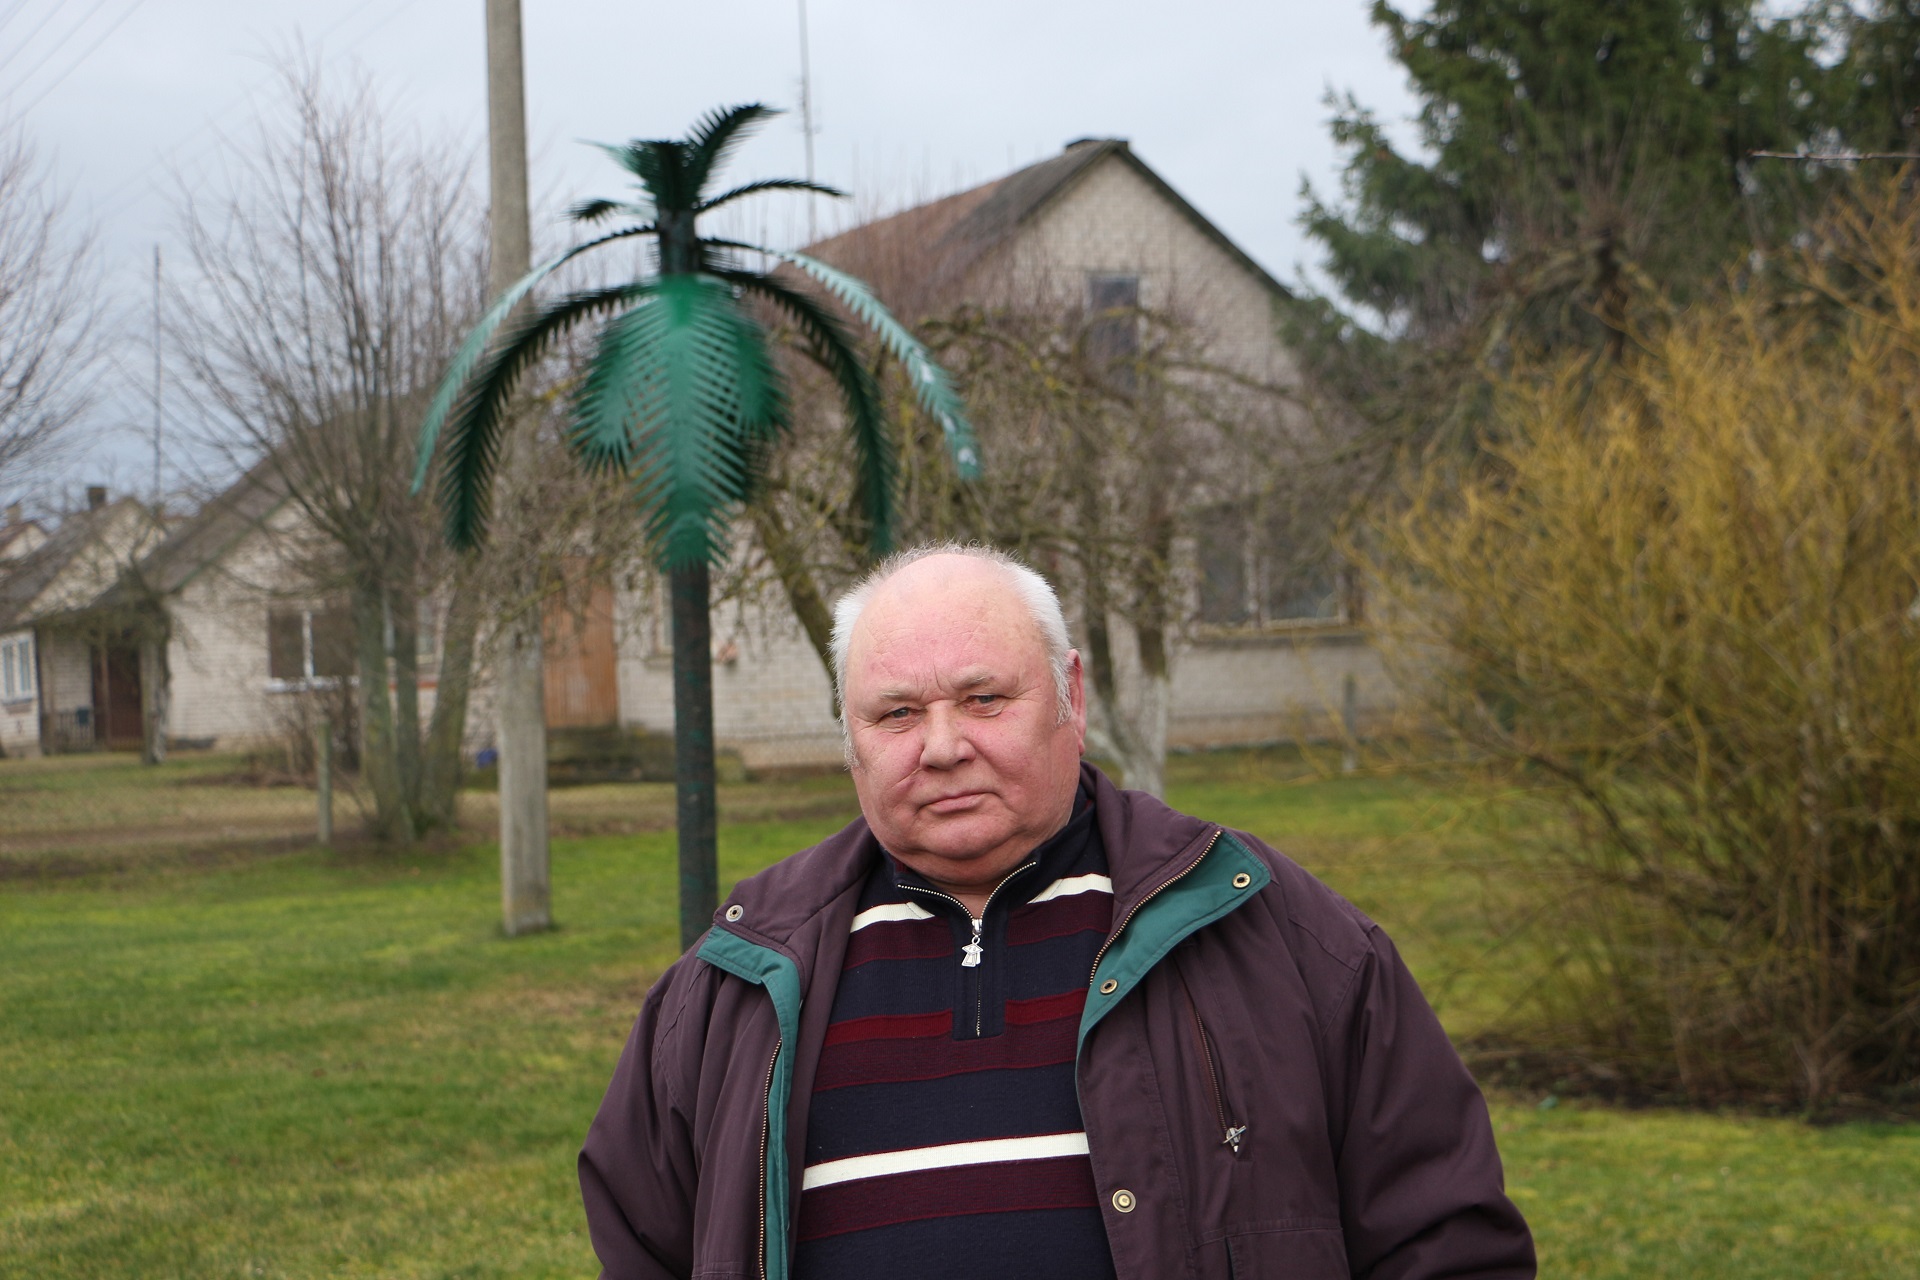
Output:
[[352, 578, 411, 840], [1121, 500, 1175, 799], [1115, 626, 1169, 799], [1078, 481, 1174, 799], [390, 569, 424, 812], [420, 563, 480, 824], [140, 630, 168, 765], [670, 559, 718, 951]]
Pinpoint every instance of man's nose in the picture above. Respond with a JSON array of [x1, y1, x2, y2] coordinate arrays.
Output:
[[919, 702, 976, 769]]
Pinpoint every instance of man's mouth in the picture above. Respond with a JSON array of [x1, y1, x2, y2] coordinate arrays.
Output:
[[924, 790, 988, 814]]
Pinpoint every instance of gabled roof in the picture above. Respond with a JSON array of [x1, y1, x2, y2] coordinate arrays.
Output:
[[805, 138, 1289, 318], [104, 459, 289, 604], [0, 498, 154, 631], [0, 520, 46, 562]]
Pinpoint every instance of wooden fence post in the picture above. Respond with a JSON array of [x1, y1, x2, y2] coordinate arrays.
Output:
[[1341, 673, 1359, 776], [317, 714, 334, 846]]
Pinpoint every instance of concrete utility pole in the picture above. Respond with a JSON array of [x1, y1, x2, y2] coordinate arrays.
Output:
[[487, 0, 550, 936]]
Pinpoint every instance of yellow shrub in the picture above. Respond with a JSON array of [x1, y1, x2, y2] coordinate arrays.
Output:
[[1372, 180, 1920, 1105]]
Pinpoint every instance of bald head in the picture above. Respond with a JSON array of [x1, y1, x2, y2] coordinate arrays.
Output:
[[831, 543, 1073, 729]]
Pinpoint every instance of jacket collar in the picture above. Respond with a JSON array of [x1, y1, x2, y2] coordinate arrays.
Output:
[[710, 762, 1217, 974], [1082, 762, 1218, 918]]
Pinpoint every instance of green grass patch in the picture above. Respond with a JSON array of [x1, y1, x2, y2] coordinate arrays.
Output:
[[1, 752, 1913, 1277]]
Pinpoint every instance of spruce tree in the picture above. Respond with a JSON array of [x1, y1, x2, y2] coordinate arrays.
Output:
[[1295, 0, 1825, 454]]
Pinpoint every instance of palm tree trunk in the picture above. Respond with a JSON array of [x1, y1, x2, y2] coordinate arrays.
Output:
[[669, 559, 718, 950]]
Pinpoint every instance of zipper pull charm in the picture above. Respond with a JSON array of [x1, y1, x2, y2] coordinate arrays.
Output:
[[1223, 1125, 1246, 1155], [961, 918, 984, 968]]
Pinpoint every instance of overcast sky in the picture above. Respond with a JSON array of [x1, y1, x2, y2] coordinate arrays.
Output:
[[2, 0, 1422, 505]]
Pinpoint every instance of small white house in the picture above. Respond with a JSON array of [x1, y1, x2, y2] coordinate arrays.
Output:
[[0, 490, 165, 757]]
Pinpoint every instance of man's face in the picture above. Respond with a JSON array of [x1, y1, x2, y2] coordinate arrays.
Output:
[[842, 555, 1087, 897]]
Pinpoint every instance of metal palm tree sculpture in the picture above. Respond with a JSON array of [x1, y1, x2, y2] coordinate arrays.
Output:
[[416, 104, 979, 947]]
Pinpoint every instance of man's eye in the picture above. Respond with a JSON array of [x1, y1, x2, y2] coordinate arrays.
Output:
[[883, 707, 913, 721], [970, 694, 1000, 708]]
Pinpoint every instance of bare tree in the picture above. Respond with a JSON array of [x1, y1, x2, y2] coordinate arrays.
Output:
[[753, 294, 1307, 796], [169, 61, 489, 841], [0, 115, 101, 499]]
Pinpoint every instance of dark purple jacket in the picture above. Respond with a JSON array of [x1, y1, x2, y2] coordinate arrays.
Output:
[[580, 765, 1535, 1280]]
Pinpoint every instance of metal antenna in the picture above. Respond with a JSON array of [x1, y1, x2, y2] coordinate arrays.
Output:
[[798, 0, 817, 244], [152, 245, 162, 509]]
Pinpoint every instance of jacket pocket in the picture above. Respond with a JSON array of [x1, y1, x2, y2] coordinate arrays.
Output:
[[1175, 957, 1246, 1157]]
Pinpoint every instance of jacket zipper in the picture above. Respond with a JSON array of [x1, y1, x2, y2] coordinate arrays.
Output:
[[1088, 828, 1224, 985], [1176, 961, 1245, 1155], [757, 1038, 781, 1280], [901, 860, 1035, 1037]]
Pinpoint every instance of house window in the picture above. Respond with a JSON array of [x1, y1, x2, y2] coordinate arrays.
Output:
[[1196, 503, 1348, 630], [267, 605, 355, 685], [0, 633, 34, 702], [417, 598, 440, 657], [1086, 274, 1140, 390]]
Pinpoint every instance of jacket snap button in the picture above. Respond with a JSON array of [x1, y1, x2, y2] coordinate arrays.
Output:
[[1111, 1188, 1136, 1213], [1099, 978, 1119, 995], [724, 905, 744, 922], [1232, 872, 1252, 889]]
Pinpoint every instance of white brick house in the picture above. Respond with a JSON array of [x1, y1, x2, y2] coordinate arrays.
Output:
[[1, 140, 1393, 772], [609, 138, 1398, 770], [0, 493, 165, 757]]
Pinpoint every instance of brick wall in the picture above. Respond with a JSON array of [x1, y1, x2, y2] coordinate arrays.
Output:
[[999, 156, 1299, 388], [613, 574, 845, 770], [165, 512, 310, 750]]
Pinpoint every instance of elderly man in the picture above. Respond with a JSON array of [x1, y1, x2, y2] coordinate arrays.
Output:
[[580, 544, 1535, 1280]]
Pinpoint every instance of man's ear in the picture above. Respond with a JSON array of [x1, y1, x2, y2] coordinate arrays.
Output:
[[1065, 648, 1088, 753]]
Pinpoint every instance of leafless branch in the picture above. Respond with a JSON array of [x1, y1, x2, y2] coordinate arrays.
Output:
[[0, 114, 102, 499]]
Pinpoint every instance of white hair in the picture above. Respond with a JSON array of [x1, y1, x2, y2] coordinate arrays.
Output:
[[830, 542, 1074, 739]]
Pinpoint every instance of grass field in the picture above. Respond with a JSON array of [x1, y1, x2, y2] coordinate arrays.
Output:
[[2, 751, 1914, 1277]]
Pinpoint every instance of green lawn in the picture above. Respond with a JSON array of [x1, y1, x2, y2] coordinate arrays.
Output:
[[1, 752, 1913, 1278]]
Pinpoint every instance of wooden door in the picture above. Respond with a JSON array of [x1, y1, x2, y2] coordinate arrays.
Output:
[[542, 566, 618, 729], [91, 643, 144, 750]]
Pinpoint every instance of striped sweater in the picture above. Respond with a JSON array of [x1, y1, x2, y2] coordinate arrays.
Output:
[[792, 794, 1118, 1279]]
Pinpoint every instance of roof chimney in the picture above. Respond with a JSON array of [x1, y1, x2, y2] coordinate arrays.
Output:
[[86, 485, 107, 510]]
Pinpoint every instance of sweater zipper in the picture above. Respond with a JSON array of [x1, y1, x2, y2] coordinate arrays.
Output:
[[1088, 828, 1223, 985], [901, 860, 1034, 1037], [1177, 962, 1245, 1155], [757, 1038, 781, 1280]]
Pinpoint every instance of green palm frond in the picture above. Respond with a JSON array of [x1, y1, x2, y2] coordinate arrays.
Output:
[[773, 251, 982, 478], [685, 104, 776, 193], [413, 224, 657, 496], [697, 178, 844, 215], [433, 285, 651, 549], [568, 197, 653, 225], [573, 274, 789, 568], [719, 269, 897, 556], [420, 104, 976, 575], [589, 141, 663, 191]]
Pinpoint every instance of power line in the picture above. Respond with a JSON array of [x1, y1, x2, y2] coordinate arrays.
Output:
[[0, 0, 42, 40], [0, 0, 84, 80], [10, 0, 145, 119], [89, 0, 428, 211]]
